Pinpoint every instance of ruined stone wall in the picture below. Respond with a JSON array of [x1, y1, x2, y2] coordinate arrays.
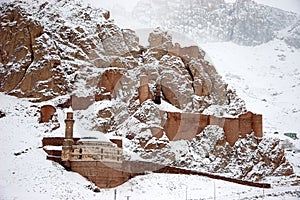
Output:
[[42, 137, 80, 147], [71, 160, 270, 189], [162, 111, 263, 145], [162, 112, 209, 140]]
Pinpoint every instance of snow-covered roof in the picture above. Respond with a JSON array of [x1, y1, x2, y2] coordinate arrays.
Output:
[[77, 130, 112, 143]]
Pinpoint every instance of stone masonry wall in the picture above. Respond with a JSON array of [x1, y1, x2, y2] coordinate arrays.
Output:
[[71, 161, 131, 188], [138, 76, 263, 145], [162, 111, 263, 146]]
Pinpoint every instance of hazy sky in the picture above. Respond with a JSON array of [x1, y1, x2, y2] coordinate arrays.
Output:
[[0, 0, 299, 14], [85, 0, 300, 14], [85, 0, 140, 12]]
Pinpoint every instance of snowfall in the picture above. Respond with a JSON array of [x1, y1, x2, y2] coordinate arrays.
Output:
[[1, 0, 300, 199]]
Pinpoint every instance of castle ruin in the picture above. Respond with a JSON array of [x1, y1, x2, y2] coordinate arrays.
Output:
[[138, 76, 263, 146]]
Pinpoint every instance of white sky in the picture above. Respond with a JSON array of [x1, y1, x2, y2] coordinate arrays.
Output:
[[0, 0, 299, 14], [85, 0, 300, 14], [84, 0, 140, 12], [252, 0, 300, 14]]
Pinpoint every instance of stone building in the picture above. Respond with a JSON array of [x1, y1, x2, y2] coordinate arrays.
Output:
[[60, 110, 130, 188], [61, 111, 122, 163], [71, 138, 122, 162]]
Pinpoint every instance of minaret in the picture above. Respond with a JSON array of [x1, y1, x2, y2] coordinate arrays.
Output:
[[61, 110, 75, 168]]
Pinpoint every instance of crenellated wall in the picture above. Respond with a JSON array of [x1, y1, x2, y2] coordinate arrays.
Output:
[[161, 111, 263, 146], [138, 76, 263, 146]]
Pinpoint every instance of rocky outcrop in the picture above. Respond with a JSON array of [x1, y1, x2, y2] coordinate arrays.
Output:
[[40, 105, 56, 123], [0, 110, 6, 118], [281, 19, 300, 49], [171, 126, 294, 180], [0, 0, 293, 183], [0, 5, 69, 101], [95, 69, 124, 101], [0, 1, 141, 101], [98, 22, 140, 57]]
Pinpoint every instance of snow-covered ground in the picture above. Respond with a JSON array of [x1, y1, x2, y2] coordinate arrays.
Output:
[[0, 89, 299, 199], [201, 40, 300, 135], [1, 0, 300, 199]]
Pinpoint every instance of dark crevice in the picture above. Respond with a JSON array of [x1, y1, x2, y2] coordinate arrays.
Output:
[[185, 63, 196, 93]]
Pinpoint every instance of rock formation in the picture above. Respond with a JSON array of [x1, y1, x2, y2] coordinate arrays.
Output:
[[0, 0, 294, 182], [40, 105, 56, 123]]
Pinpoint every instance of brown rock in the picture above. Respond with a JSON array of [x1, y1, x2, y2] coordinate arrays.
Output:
[[148, 28, 172, 50], [138, 75, 153, 104], [71, 95, 94, 110], [98, 108, 112, 118], [0, 110, 5, 118], [103, 11, 110, 20], [96, 69, 124, 99], [40, 105, 56, 123], [168, 43, 201, 62], [150, 127, 164, 138]]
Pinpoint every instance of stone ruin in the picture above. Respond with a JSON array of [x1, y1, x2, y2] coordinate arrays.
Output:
[[138, 76, 263, 146], [43, 110, 269, 189]]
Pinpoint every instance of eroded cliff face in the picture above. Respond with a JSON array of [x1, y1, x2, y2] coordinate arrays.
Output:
[[0, 0, 238, 110], [0, 0, 294, 181], [0, 0, 140, 101]]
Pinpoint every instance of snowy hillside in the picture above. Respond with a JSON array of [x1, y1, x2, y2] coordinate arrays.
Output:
[[0, 93, 299, 200], [1, 0, 300, 199]]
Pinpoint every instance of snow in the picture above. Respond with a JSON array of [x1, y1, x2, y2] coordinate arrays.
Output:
[[1, 0, 300, 199], [254, 0, 300, 14], [157, 99, 182, 113], [77, 130, 112, 143], [200, 39, 300, 134], [1, 93, 299, 199]]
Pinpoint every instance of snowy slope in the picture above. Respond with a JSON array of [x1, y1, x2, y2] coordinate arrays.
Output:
[[0, 93, 299, 199], [200, 39, 300, 177], [201, 40, 300, 134], [1, 0, 300, 199]]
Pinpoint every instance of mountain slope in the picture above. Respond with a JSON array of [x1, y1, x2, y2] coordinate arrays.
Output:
[[0, 0, 300, 199], [133, 0, 299, 47]]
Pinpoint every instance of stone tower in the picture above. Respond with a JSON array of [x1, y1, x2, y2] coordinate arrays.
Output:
[[61, 111, 75, 168]]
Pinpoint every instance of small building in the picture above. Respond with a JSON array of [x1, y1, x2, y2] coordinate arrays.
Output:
[[71, 137, 122, 163], [60, 110, 131, 188], [284, 132, 298, 140]]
